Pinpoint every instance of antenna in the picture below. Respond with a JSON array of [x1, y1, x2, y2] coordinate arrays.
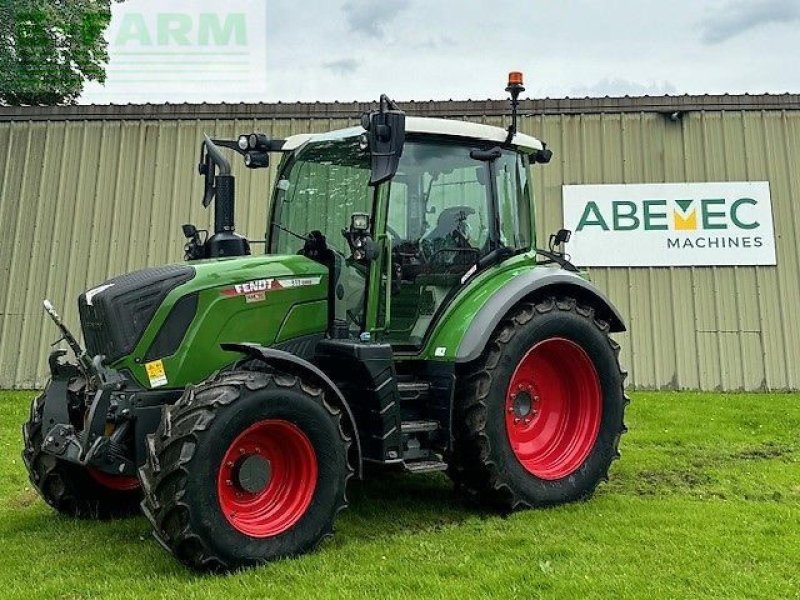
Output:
[[505, 71, 525, 144]]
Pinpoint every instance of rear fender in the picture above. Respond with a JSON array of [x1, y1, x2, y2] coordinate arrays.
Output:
[[221, 342, 363, 478]]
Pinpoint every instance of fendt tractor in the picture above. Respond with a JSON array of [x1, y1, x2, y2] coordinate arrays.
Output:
[[22, 73, 628, 571]]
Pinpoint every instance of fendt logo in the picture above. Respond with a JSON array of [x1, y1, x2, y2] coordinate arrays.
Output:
[[220, 277, 323, 304], [563, 182, 777, 267]]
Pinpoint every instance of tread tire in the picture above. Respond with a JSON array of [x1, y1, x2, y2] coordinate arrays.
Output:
[[139, 370, 352, 572], [448, 296, 629, 509]]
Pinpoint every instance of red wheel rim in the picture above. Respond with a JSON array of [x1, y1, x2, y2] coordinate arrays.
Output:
[[87, 468, 140, 491], [505, 338, 602, 480], [217, 419, 317, 538]]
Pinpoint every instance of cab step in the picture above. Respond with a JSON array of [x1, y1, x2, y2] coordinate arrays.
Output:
[[396, 381, 431, 402], [404, 459, 448, 474], [401, 419, 439, 434]]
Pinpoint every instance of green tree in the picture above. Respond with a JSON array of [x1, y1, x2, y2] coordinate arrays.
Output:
[[0, 0, 122, 106]]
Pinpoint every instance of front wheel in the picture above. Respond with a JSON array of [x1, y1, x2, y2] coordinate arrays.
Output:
[[139, 370, 352, 571], [448, 297, 629, 509]]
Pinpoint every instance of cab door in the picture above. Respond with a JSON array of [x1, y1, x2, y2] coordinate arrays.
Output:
[[270, 139, 376, 338], [375, 141, 494, 347], [374, 142, 533, 349]]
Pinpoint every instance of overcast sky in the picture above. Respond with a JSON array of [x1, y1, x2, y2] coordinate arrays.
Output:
[[82, 0, 800, 104]]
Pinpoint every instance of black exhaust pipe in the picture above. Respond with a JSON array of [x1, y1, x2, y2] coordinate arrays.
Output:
[[200, 135, 250, 258]]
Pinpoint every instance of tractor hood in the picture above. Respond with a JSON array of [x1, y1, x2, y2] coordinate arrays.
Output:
[[79, 265, 196, 365], [78, 255, 329, 389]]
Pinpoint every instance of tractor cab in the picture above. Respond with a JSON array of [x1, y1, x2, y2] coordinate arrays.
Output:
[[269, 116, 548, 348], [187, 77, 557, 352]]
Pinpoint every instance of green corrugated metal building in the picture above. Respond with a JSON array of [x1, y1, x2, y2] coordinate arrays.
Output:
[[0, 94, 798, 390]]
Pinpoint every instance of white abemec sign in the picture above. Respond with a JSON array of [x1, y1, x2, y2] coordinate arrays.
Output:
[[562, 182, 777, 267]]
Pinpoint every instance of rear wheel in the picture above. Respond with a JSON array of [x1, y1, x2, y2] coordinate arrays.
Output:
[[21, 385, 141, 519], [139, 370, 351, 571], [448, 297, 628, 508]]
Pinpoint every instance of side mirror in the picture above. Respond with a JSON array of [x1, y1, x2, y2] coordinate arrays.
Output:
[[549, 228, 572, 251], [182, 224, 198, 239], [534, 144, 554, 164], [363, 94, 406, 186]]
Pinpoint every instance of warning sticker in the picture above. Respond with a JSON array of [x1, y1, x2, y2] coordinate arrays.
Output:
[[144, 359, 168, 388]]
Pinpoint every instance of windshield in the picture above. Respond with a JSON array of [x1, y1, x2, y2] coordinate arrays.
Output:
[[269, 136, 373, 334], [270, 137, 373, 256]]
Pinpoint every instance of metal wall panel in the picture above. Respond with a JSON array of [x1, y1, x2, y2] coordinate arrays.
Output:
[[0, 101, 798, 390], [514, 109, 800, 391]]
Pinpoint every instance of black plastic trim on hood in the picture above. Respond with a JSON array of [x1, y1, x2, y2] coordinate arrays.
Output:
[[79, 265, 195, 364]]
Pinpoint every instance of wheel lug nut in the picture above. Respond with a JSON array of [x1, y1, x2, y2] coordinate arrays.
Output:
[[514, 417, 520, 424], [226, 461, 234, 468], [226, 479, 233, 486]]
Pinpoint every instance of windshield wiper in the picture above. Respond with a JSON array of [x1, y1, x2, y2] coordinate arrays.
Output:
[[272, 222, 307, 241], [535, 248, 579, 272]]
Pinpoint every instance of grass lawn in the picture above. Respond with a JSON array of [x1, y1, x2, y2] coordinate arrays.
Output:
[[0, 390, 798, 600]]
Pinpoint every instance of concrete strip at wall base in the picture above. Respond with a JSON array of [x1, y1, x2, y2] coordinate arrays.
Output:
[[0, 95, 798, 390]]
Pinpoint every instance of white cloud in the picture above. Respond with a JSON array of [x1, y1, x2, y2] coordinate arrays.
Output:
[[699, 0, 800, 44], [323, 58, 360, 75], [342, 0, 411, 38], [570, 79, 679, 98]]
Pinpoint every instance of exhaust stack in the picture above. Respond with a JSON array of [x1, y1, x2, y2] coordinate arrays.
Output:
[[198, 136, 250, 258]]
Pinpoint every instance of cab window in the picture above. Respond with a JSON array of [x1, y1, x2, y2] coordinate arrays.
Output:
[[271, 138, 372, 257], [496, 150, 531, 250], [384, 141, 493, 345]]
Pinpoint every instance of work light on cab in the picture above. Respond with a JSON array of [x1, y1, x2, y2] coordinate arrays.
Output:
[[248, 133, 270, 152]]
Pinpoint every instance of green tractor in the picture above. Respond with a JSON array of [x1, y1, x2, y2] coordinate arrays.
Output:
[[23, 74, 628, 571]]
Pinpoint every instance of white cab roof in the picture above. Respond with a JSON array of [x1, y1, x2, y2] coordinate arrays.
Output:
[[282, 116, 543, 153]]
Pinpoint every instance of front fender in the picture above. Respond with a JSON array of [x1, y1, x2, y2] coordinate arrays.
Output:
[[221, 342, 363, 478]]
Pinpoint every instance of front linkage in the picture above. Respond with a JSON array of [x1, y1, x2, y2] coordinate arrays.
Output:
[[22, 302, 178, 515]]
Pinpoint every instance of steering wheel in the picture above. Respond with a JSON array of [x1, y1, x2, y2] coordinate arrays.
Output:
[[427, 246, 480, 273]]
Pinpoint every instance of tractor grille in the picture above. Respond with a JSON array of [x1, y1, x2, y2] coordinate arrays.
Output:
[[80, 302, 117, 361], [78, 265, 195, 364]]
